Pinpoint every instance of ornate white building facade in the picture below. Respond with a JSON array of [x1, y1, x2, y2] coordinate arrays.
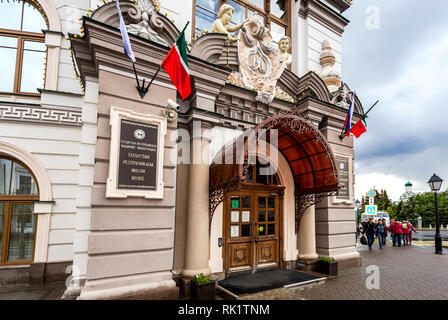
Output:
[[0, 0, 362, 299]]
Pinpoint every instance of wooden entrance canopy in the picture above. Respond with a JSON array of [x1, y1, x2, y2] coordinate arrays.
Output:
[[210, 113, 340, 233]]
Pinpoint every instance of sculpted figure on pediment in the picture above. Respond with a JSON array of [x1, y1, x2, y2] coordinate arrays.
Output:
[[212, 4, 249, 41], [331, 84, 353, 109], [236, 15, 290, 104]]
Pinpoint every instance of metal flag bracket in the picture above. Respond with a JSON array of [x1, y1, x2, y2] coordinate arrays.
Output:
[[131, 62, 161, 99]]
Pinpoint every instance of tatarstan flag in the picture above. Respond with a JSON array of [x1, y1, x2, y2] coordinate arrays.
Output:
[[162, 22, 191, 100], [351, 118, 367, 138]]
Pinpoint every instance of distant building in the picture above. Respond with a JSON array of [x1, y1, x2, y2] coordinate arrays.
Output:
[[399, 181, 416, 201]]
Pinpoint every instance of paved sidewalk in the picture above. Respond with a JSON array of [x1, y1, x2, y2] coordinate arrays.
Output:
[[240, 245, 448, 300], [0, 282, 66, 300]]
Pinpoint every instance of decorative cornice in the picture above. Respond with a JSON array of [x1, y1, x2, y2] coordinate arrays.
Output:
[[0, 103, 82, 126], [299, 0, 350, 36]]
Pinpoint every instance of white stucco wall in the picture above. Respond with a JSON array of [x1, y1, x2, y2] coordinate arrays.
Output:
[[0, 119, 81, 262]]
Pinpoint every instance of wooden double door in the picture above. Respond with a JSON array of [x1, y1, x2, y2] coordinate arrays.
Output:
[[223, 187, 283, 273]]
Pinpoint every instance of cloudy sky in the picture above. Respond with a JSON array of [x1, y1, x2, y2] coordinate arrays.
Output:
[[342, 0, 448, 201]]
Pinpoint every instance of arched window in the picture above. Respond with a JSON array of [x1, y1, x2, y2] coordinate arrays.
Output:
[[0, 0, 48, 96], [0, 156, 39, 264]]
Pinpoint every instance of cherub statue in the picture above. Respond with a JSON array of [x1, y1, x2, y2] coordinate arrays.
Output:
[[278, 36, 292, 65], [212, 3, 249, 41]]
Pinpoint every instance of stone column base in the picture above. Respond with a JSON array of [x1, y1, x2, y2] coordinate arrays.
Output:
[[333, 252, 362, 270], [296, 259, 318, 272], [78, 279, 179, 300]]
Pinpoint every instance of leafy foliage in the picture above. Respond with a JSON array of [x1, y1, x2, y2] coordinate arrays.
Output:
[[320, 256, 336, 263], [387, 190, 448, 227], [193, 273, 212, 284]]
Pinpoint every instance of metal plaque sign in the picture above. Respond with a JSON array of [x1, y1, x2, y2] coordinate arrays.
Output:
[[336, 158, 350, 199], [118, 119, 158, 190], [106, 107, 167, 199]]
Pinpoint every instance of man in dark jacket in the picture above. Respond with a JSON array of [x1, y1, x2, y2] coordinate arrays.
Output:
[[365, 218, 377, 250]]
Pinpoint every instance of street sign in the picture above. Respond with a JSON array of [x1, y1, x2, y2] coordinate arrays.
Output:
[[367, 190, 377, 198], [365, 205, 377, 215], [369, 197, 374, 205]]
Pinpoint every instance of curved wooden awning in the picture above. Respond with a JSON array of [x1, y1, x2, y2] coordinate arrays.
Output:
[[210, 113, 340, 233]]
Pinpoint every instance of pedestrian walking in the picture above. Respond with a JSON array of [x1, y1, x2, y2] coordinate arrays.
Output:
[[408, 222, 417, 245], [376, 219, 386, 249], [382, 218, 388, 246], [365, 218, 377, 250], [392, 220, 403, 247], [402, 220, 410, 246], [389, 219, 395, 246]]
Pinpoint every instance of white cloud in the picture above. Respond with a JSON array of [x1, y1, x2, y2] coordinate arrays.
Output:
[[355, 172, 407, 201]]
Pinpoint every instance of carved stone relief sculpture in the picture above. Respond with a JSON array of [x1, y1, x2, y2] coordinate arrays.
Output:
[[227, 14, 292, 105], [126, 0, 168, 45], [331, 84, 353, 109]]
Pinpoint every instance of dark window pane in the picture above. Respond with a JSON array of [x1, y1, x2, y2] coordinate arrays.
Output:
[[271, 0, 287, 21], [258, 224, 266, 236], [242, 196, 250, 208], [0, 1, 22, 31], [0, 47, 17, 92], [258, 197, 266, 208], [258, 211, 266, 222], [23, 41, 46, 51], [9, 162, 38, 196], [271, 21, 285, 44], [20, 49, 46, 93], [0, 158, 13, 195], [247, 0, 264, 10], [195, 5, 217, 33], [22, 2, 47, 33], [268, 197, 275, 208], [0, 203, 4, 257], [8, 204, 36, 261], [228, 0, 245, 25], [268, 224, 275, 235], [231, 196, 240, 208], [0, 36, 18, 48], [196, 0, 219, 12], [246, 165, 254, 182], [241, 224, 250, 237], [256, 165, 267, 184], [268, 211, 275, 222]]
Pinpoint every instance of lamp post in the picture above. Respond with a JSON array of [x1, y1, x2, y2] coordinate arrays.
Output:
[[355, 199, 361, 224], [428, 174, 444, 254]]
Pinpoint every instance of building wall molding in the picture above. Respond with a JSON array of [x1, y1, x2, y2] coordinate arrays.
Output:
[[0, 103, 82, 126]]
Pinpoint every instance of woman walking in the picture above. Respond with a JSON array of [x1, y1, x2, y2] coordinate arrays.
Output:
[[376, 219, 386, 250]]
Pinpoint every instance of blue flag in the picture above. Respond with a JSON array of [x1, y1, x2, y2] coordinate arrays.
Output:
[[115, 0, 136, 63], [343, 91, 356, 137]]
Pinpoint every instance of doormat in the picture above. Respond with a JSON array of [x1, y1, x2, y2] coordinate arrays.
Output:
[[217, 269, 325, 296]]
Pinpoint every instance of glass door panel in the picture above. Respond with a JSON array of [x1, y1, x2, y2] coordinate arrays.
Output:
[[7, 203, 36, 262], [0, 203, 4, 258]]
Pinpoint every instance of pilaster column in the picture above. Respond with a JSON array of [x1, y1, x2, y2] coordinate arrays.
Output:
[[297, 205, 318, 260], [62, 79, 98, 299], [182, 122, 212, 278]]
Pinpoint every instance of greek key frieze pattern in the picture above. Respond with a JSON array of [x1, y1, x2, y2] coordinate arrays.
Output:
[[0, 105, 82, 126]]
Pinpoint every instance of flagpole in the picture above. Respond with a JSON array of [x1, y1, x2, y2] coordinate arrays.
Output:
[[131, 61, 141, 91], [362, 100, 379, 120], [144, 21, 190, 93]]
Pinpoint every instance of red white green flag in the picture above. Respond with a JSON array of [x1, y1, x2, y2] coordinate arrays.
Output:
[[162, 22, 191, 100], [351, 118, 367, 138]]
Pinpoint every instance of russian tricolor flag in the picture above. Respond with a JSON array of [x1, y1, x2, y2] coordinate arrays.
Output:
[[343, 92, 356, 137]]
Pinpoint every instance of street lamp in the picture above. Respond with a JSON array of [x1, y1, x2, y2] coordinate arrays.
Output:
[[355, 199, 361, 223], [428, 174, 444, 254]]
